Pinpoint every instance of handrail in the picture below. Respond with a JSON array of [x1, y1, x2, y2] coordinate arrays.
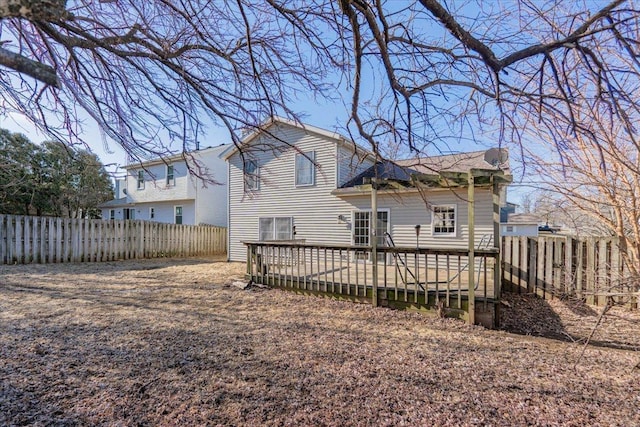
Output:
[[243, 240, 498, 257]]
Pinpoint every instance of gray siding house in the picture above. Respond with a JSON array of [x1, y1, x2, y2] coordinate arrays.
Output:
[[222, 118, 511, 262], [99, 144, 229, 226]]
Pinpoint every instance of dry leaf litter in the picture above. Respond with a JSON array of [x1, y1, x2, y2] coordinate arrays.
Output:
[[1, 258, 639, 426]]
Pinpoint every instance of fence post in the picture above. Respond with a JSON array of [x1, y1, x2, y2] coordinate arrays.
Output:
[[0, 215, 5, 264], [43, 217, 56, 263], [15, 215, 24, 264], [544, 237, 554, 298], [39, 217, 44, 263], [585, 238, 596, 305], [503, 236, 512, 292], [563, 237, 574, 296], [23, 216, 31, 264], [597, 239, 608, 306]]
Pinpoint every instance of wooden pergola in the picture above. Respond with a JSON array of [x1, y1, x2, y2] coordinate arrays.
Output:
[[360, 168, 512, 324]]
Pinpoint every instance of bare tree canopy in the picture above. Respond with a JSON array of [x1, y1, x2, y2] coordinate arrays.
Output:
[[524, 108, 640, 275], [0, 0, 639, 164]]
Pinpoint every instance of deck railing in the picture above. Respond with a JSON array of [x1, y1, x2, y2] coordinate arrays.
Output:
[[245, 241, 500, 326]]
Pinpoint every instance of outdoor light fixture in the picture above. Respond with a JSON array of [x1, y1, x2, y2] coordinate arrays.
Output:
[[338, 214, 348, 223], [414, 224, 421, 249]]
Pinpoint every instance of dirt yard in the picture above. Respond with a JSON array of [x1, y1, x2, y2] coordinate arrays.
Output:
[[1, 258, 639, 426]]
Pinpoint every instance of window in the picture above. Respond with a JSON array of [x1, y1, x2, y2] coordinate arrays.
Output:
[[124, 208, 135, 220], [506, 225, 514, 233], [175, 206, 183, 224], [166, 165, 175, 186], [137, 170, 144, 190], [244, 159, 259, 191], [432, 205, 456, 235], [149, 207, 155, 220], [109, 209, 115, 220], [353, 210, 389, 247], [295, 151, 315, 186], [259, 217, 293, 241]]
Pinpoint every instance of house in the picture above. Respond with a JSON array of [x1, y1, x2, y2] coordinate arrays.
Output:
[[99, 144, 229, 226], [500, 201, 517, 223], [501, 213, 540, 237], [501, 213, 567, 237], [222, 117, 511, 262]]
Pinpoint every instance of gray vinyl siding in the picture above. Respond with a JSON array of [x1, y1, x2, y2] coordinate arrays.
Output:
[[130, 200, 196, 224], [227, 123, 498, 261], [228, 124, 351, 261], [336, 143, 375, 187], [116, 145, 228, 226], [379, 188, 495, 249]]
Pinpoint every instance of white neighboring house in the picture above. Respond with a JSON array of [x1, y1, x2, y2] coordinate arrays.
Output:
[[99, 144, 229, 226], [501, 213, 540, 237], [222, 117, 512, 262]]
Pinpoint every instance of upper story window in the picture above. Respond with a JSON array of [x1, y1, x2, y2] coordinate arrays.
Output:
[[149, 207, 155, 220], [295, 151, 315, 187], [109, 209, 115, 220], [166, 165, 175, 186], [137, 170, 145, 190], [244, 159, 259, 191], [432, 205, 456, 236]]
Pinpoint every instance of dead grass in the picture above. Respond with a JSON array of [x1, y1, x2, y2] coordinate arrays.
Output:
[[1, 258, 639, 426]]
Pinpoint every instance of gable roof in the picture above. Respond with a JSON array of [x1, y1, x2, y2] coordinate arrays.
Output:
[[220, 116, 372, 161]]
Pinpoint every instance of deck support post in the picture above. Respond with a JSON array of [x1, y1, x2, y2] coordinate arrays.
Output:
[[467, 174, 475, 325], [371, 178, 378, 307], [492, 176, 502, 328]]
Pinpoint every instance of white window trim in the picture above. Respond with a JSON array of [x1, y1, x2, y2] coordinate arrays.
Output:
[[244, 159, 260, 191], [174, 205, 183, 224], [109, 209, 115, 220], [295, 151, 316, 187], [258, 216, 293, 241], [350, 209, 391, 246], [431, 204, 457, 237], [166, 164, 175, 187], [137, 170, 145, 190], [149, 207, 155, 220]]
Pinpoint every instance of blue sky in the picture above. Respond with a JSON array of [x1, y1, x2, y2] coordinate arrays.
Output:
[[2, 0, 563, 205]]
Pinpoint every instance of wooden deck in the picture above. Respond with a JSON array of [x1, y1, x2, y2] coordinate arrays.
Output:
[[245, 242, 500, 326]]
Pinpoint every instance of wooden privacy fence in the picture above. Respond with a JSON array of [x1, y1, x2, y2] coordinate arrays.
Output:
[[0, 215, 226, 264], [502, 235, 638, 308]]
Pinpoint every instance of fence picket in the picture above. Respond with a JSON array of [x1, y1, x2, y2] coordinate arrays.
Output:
[[0, 215, 6, 264]]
